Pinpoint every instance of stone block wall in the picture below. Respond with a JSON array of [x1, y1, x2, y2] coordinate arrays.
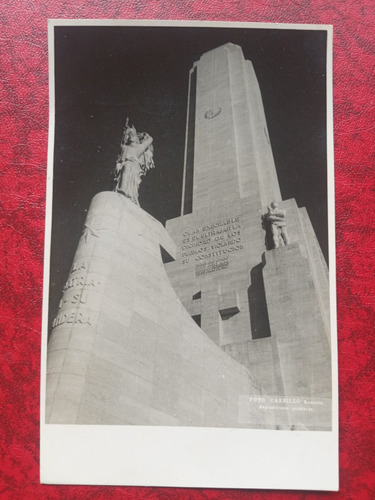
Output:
[[262, 242, 331, 399], [46, 192, 263, 427]]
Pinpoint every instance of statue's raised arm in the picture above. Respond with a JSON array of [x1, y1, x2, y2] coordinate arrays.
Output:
[[136, 132, 153, 155], [112, 119, 155, 206]]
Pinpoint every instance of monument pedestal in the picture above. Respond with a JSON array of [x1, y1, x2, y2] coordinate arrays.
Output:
[[263, 243, 331, 398], [47, 192, 264, 427], [261, 243, 331, 429]]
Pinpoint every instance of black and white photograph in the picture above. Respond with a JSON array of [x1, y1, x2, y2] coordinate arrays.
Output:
[[41, 20, 337, 490]]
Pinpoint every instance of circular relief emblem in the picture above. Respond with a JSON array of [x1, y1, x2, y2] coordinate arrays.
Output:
[[204, 107, 222, 119]]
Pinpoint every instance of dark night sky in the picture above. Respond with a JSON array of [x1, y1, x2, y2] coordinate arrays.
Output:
[[49, 24, 328, 325]]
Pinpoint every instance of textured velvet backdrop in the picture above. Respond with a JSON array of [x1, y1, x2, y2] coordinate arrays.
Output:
[[0, 1, 374, 499]]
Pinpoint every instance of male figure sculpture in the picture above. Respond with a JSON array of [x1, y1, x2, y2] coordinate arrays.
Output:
[[113, 119, 155, 206], [265, 201, 290, 248]]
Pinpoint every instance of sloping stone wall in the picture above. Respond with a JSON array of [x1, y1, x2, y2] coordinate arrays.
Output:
[[46, 192, 263, 427]]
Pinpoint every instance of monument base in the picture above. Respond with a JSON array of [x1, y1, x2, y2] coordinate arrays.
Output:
[[260, 242, 332, 430], [46, 192, 266, 427]]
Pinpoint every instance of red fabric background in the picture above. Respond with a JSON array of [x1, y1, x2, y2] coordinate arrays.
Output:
[[0, 1, 374, 499]]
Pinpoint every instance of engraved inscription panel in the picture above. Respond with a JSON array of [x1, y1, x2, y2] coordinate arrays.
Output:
[[180, 216, 244, 274]]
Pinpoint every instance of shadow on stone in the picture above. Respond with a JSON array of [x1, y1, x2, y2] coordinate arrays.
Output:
[[248, 262, 271, 340]]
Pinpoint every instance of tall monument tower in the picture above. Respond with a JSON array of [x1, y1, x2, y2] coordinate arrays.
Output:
[[166, 43, 331, 399], [181, 43, 281, 216]]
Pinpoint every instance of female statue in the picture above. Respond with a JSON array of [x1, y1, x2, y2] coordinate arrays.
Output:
[[113, 119, 155, 206]]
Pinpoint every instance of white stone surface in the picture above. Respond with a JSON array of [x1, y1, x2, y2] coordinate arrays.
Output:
[[46, 192, 261, 426]]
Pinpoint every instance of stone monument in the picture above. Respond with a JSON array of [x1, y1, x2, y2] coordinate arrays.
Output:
[[46, 43, 331, 430], [165, 44, 331, 401]]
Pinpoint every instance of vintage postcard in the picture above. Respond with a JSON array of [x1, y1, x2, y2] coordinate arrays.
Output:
[[41, 20, 338, 490]]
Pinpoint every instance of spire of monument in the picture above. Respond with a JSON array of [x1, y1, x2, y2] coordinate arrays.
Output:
[[181, 43, 281, 216]]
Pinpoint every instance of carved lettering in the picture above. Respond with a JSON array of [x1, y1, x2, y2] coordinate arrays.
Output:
[[180, 216, 244, 266], [52, 310, 92, 328], [195, 258, 229, 276], [63, 275, 101, 292], [70, 260, 87, 274], [71, 291, 88, 305]]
